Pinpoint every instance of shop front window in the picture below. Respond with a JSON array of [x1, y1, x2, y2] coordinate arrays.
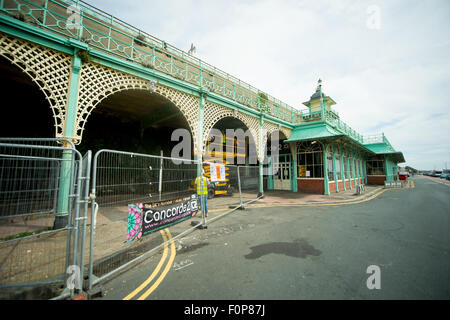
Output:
[[296, 141, 323, 178], [335, 147, 341, 180], [327, 146, 334, 181], [367, 155, 385, 175], [343, 151, 350, 179]]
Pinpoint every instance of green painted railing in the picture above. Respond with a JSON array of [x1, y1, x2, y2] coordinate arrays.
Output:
[[0, 0, 301, 123], [0, 0, 383, 143], [363, 134, 384, 145], [362, 133, 395, 151], [324, 110, 365, 144], [295, 107, 365, 144]]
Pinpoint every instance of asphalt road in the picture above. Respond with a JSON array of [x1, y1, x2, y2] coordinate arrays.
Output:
[[99, 176, 449, 300]]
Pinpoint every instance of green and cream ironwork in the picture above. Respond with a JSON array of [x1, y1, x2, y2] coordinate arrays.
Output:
[[0, 0, 404, 203]]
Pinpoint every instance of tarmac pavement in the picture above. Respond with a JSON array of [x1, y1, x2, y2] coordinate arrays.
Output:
[[98, 176, 449, 300], [0, 181, 403, 299]]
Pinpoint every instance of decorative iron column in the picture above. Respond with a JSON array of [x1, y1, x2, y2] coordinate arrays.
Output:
[[54, 50, 82, 229], [347, 148, 352, 190], [321, 142, 329, 195], [290, 142, 298, 192], [332, 144, 338, 192], [267, 155, 274, 190], [340, 146, 346, 191], [197, 92, 206, 176], [363, 157, 368, 184], [258, 114, 264, 198], [351, 149, 357, 187], [359, 156, 364, 185]]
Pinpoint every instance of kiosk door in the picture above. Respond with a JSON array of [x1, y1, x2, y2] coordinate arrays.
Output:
[[273, 162, 291, 190]]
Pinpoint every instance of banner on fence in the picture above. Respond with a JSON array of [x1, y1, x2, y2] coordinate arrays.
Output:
[[127, 194, 199, 241]]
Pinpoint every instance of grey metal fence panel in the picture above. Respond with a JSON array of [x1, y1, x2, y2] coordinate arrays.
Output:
[[87, 149, 265, 290], [204, 163, 262, 225], [238, 165, 262, 205], [0, 140, 265, 296], [0, 138, 85, 299], [88, 149, 201, 288]]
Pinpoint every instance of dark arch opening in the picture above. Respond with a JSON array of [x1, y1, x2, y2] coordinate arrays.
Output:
[[265, 129, 289, 160], [0, 55, 54, 138], [78, 89, 194, 157], [205, 116, 258, 166]]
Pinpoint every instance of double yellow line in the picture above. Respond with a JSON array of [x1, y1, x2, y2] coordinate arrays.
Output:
[[123, 228, 176, 300], [122, 189, 388, 299]]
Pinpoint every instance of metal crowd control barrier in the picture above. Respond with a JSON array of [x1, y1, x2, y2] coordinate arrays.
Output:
[[204, 163, 263, 226], [87, 150, 264, 290], [384, 181, 402, 188], [87, 149, 201, 290], [0, 142, 264, 296], [355, 184, 365, 195], [0, 138, 89, 299]]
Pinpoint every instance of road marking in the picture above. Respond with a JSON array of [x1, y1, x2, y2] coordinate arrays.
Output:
[[205, 189, 389, 214], [422, 177, 450, 187], [123, 229, 169, 300], [137, 228, 176, 300], [173, 259, 194, 271], [241, 189, 388, 209]]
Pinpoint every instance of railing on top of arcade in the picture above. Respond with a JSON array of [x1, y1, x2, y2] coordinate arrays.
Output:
[[362, 133, 395, 150], [324, 110, 365, 144], [0, 0, 302, 124], [363, 133, 385, 145], [297, 107, 365, 144], [0, 0, 387, 143]]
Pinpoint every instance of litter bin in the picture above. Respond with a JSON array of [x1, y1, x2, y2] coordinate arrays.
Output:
[[398, 172, 408, 181]]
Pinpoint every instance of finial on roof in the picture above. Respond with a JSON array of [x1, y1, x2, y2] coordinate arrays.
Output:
[[316, 78, 322, 92]]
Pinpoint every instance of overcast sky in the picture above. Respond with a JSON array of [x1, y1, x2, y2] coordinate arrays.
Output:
[[87, 0, 450, 170]]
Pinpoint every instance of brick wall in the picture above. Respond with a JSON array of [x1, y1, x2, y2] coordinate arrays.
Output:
[[329, 181, 336, 193], [367, 175, 386, 185], [298, 179, 324, 194], [345, 180, 350, 189]]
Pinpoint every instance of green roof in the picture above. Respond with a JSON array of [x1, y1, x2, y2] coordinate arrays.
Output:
[[364, 143, 405, 163], [284, 123, 343, 142], [285, 122, 406, 164], [364, 143, 395, 154]]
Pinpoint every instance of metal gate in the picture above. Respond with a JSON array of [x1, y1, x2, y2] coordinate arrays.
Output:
[[0, 138, 89, 299]]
